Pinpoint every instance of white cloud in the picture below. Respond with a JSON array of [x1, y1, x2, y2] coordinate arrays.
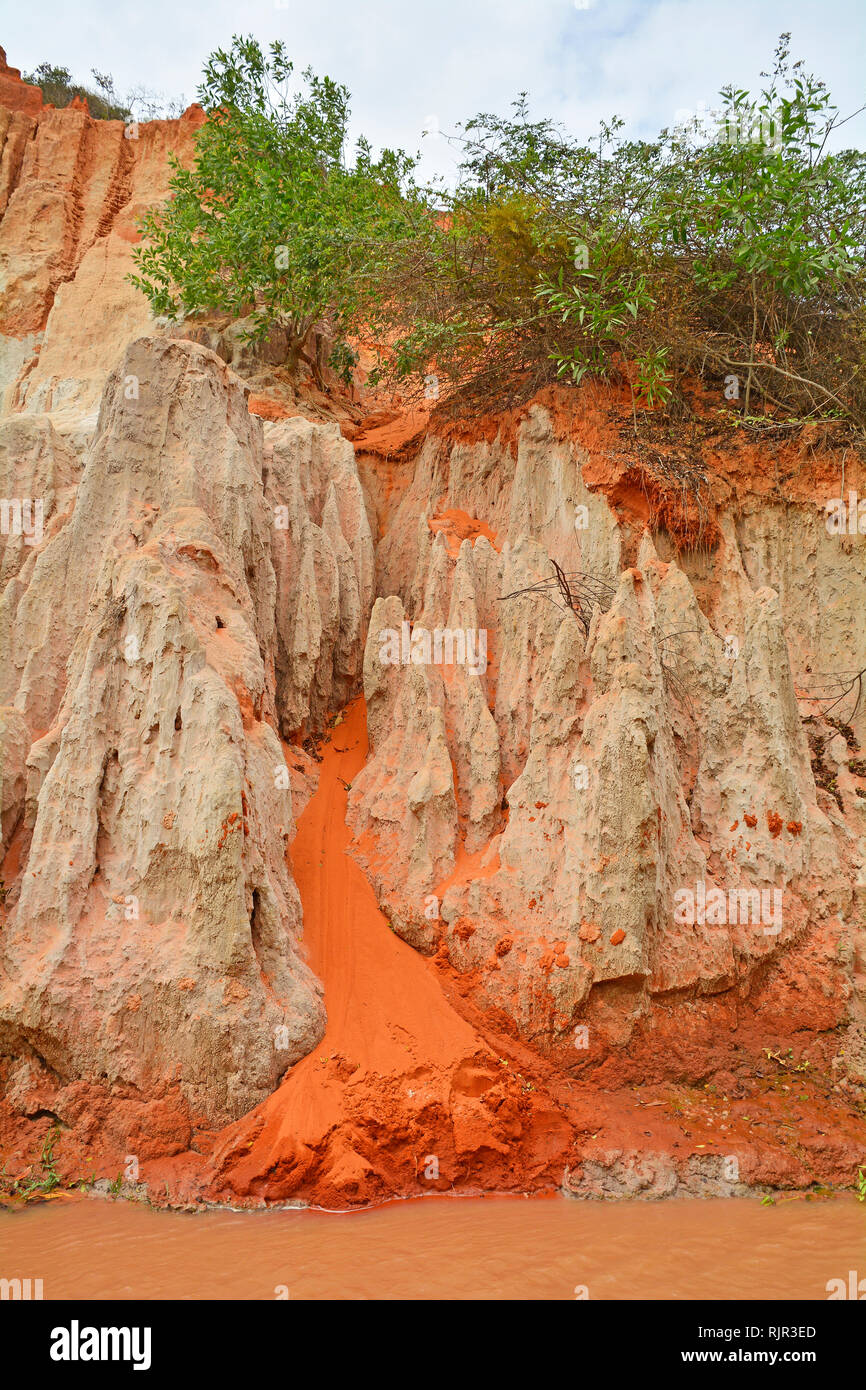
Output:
[[5, 0, 864, 181]]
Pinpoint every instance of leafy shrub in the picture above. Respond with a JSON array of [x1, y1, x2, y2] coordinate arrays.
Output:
[[376, 37, 865, 431]]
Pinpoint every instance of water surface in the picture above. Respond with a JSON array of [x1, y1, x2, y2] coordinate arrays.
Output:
[[3, 1194, 864, 1299]]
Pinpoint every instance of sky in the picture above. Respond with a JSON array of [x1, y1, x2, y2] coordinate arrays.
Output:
[[4, 0, 865, 180]]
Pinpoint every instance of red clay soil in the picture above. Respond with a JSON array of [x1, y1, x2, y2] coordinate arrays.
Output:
[[345, 407, 431, 462], [421, 379, 865, 554], [242, 361, 863, 556], [248, 393, 293, 421]]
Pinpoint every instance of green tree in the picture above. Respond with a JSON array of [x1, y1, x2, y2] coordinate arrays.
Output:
[[130, 35, 416, 380]]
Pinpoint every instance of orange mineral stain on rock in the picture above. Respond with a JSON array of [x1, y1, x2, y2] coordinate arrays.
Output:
[[427, 509, 501, 558]]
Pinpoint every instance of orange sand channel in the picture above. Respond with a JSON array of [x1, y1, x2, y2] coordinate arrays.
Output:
[[205, 696, 485, 1204], [295, 696, 477, 1075]]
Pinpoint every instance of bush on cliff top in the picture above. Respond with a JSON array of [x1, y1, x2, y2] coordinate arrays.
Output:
[[130, 34, 866, 435], [379, 36, 866, 432], [23, 63, 132, 120], [24, 61, 184, 123]]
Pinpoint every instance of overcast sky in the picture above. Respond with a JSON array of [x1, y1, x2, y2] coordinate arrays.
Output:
[[4, 0, 865, 179]]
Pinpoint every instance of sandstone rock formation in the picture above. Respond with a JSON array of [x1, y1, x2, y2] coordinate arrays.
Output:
[[264, 417, 374, 737], [349, 404, 866, 1088], [0, 337, 340, 1125], [1, 66, 864, 1208], [0, 49, 42, 118], [0, 65, 204, 437]]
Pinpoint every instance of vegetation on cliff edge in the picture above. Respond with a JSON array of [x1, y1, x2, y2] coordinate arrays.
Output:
[[130, 34, 866, 436]]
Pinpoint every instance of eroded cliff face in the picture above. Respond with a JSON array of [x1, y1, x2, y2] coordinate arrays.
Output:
[[349, 407, 866, 1079], [1, 73, 865, 1207], [0, 49, 205, 436]]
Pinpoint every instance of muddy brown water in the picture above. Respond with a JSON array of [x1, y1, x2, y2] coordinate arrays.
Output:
[[2, 1195, 864, 1300]]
